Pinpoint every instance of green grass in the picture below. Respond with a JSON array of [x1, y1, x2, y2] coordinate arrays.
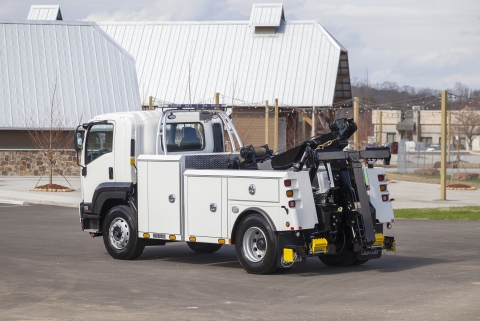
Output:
[[390, 172, 480, 185], [395, 206, 480, 220]]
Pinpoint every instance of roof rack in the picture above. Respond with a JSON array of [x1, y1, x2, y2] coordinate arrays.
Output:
[[164, 104, 227, 109]]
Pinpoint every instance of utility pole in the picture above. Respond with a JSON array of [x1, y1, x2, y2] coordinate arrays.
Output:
[[274, 99, 279, 152], [353, 97, 359, 150], [149, 96, 153, 111], [440, 90, 447, 200], [215, 92, 220, 104], [265, 100, 269, 145], [377, 111, 383, 146], [447, 110, 451, 163]]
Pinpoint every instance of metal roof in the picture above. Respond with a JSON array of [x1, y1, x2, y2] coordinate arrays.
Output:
[[27, 5, 63, 20], [249, 3, 284, 27], [0, 20, 141, 130], [99, 19, 346, 107]]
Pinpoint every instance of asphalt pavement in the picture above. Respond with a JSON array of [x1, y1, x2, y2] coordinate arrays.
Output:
[[0, 203, 479, 320]]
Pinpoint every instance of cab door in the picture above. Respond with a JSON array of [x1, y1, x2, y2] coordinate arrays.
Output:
[[81, 122, 115, 203]]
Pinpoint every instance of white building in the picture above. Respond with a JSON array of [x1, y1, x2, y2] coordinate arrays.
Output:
[[96, 3, 352, 146], [0, 5, 141, 148], [372, 109, 480, 151]]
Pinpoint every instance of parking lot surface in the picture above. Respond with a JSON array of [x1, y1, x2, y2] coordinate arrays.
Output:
[[1, 204, 479, 320]]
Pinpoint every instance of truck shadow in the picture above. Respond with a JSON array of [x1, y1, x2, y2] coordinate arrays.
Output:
[[138, 243, 452, 274]]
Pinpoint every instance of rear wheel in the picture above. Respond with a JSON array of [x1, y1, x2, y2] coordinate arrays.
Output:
[[187, 242, 223, 253], [235, 214, 279, 274], [103, 205, 145, 260]]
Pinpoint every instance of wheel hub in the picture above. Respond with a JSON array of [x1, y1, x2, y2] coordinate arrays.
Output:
[[242, 227, 267, 263], [109, 218, 130, 250]]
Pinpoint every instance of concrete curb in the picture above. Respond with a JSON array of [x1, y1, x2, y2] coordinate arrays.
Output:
[[0, 196, 78, 208]]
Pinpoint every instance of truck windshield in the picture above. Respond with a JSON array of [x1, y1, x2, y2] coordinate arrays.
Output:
[[85, 124, 114, 165], [162, 123, 205, 151]]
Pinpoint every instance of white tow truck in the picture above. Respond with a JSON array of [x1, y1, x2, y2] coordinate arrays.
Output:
[[75, 105, 395, 274]]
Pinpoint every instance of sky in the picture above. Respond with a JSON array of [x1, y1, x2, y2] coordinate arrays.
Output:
[[1, 0, 479, 91]]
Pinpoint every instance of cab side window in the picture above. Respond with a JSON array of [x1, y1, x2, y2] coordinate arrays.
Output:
[[85, 124, 114, 165]]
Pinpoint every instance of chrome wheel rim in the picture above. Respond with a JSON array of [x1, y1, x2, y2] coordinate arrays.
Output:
[[109, 217, 130, 250], [242, 227, 267, 263]]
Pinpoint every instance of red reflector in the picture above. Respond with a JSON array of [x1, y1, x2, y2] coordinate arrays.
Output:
[[391, 219, 395, 223], [290, 227, 294, 230], [298, 226, 302, 230], [284, 179, 291, 187], [378, 175, 385, 181], [382, 195, 389, 201], [288, 200, 296, 208]]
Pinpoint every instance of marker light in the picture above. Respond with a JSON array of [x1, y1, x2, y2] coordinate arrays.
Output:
[[189, 236, 197, 242], [218, 239, 226, 244], [169, 235, 176, 240], [378, 174, 385, 181], [380, 185, 387, 191], [286, 222, 290, 227], [143, 233, 150, 238], [284, 179, 291, 187], [286, 190, 294, 197], [288, 200, 296, 208], [382, 195, 389, 201]]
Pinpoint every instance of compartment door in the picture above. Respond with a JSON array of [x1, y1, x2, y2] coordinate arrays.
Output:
[[148, 161, 181, 235], [187, 176, 222, 238]]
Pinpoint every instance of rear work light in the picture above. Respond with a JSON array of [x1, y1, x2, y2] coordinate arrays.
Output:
[[382, 195, 389, 202], [288, 200, 296, 208], [378, 174, 385, 181], [284, 179, 291, 187], [380, 185, 387, 191]]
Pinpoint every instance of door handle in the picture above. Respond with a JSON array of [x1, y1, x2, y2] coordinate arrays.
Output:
[[109, 167, 113, 180], [210, 203, 217, 212]]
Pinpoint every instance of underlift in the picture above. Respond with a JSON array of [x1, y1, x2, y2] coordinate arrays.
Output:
[[228, 118, 396, 267]]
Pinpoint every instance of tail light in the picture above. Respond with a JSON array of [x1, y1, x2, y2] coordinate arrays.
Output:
[[378, 174, 385, 181], [284, 179, 291, 187], [382, 195, 389, 201]]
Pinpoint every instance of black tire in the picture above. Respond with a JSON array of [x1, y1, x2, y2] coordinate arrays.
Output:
[[352, 259, 369, 266], [319, 230, 358, 267], [187, 242, 223, 253], [103, 205, 145, 260], [235, 214, 279, 274]]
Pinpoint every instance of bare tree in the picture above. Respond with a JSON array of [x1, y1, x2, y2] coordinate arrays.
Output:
[[28, 78, 71, 188], [453, 107, 480, 150]]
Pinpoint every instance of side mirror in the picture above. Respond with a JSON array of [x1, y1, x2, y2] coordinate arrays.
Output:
[[74, 131, 83, 151]]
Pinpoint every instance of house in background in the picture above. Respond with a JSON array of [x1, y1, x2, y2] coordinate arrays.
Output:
[[372, 109, 480, 151]]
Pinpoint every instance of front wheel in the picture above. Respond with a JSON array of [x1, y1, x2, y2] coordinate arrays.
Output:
[[235, 214, 279, 274], [103, 205, 145, 260], [187, 242, 223, 253]]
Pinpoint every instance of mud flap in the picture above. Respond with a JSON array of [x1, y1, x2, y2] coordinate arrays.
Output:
[[356, 249, 382, 260]]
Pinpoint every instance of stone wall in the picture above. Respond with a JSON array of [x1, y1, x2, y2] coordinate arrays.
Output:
[[0, 150, 80, 176]]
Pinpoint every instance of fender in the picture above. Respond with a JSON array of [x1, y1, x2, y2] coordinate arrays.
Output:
[[230, 207, 277, 244], [91, 182, 134, 215]]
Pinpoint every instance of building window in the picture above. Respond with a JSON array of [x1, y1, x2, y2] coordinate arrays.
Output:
[[421, 137, 432, 145], [386, 133, 396, 143], [255, 26, 276, 34]]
